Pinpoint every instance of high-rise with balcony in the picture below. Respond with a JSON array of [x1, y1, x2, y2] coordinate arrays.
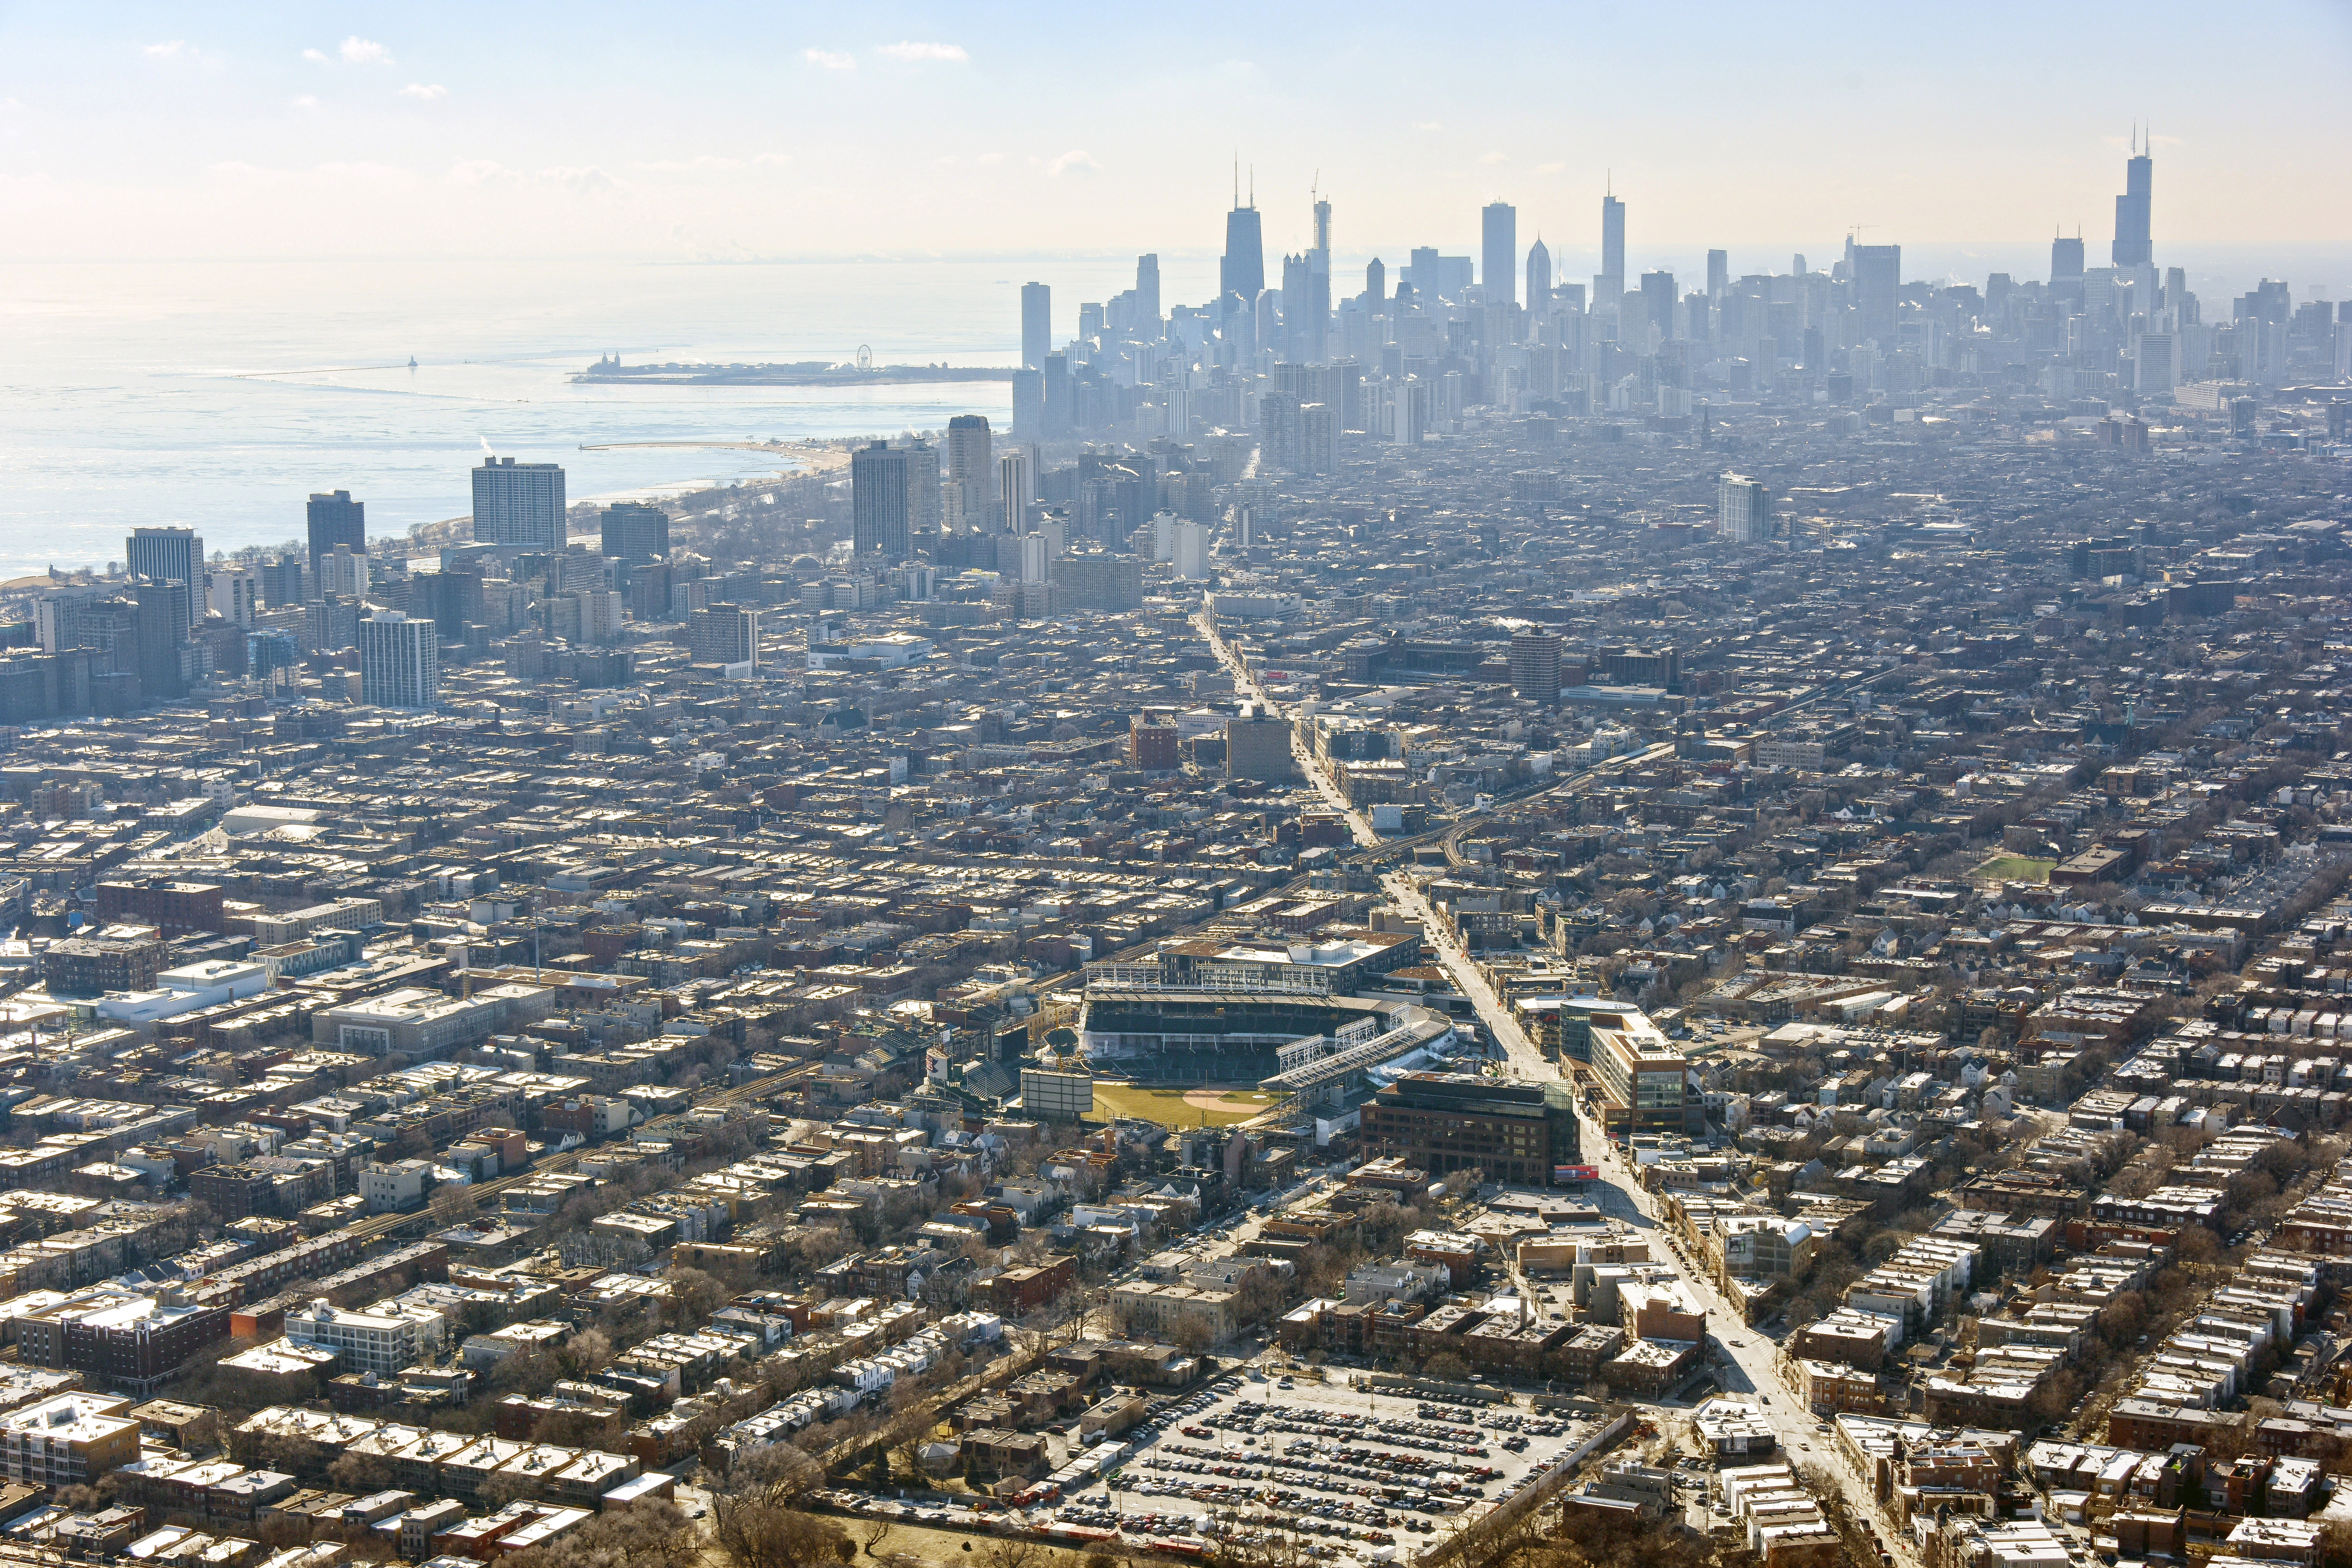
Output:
[[358, 611, 439, 709], [126, 526, 203, 589], [470, 457, 565, 551]]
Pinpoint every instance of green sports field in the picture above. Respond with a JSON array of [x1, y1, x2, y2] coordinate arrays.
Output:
[[1091, 1081, 1286, 1127], [1972, 854, 2057, 884]]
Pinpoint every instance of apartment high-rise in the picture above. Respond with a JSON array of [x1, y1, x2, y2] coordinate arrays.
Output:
[[1507, 630, 1562, 704], [316, 545, 368, 601], [1851, 243, 1901, 346], [999, 448, 1035, 534], [2113, 133, 2153, 269], [1020, 282, 1051, 371], [946, 415, 994, 527], [306, 490, 365, 570], [1719, 474, 1771, 544], [357, 611, 438, 709], [126, 527, 203, 590], [471, 457, 565, 551], [850, 441, 911, 559], [688, 605, 759, 668], [205, 569, 258, 629], [132, 581, 193, 704], [1481, 202, 1517, 308]]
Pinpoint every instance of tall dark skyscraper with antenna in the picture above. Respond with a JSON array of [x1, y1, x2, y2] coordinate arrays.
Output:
[[2112, 129, 2153, 268], [1219, 166, 1264, 311]]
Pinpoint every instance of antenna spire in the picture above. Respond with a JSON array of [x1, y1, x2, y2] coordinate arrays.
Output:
[[1232, 153, 1238, 208]]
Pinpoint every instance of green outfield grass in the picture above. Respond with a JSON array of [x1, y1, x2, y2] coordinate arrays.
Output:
[[1973, 854, 2057, 884], [1091, 1081, 1286, 1127]]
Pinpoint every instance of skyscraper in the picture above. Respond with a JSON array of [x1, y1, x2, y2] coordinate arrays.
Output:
[[2112, 132, 2153, 269], [999, 448, 1034, 534], [1525, 238, 1551, 312], [1020, 282, 1051, 371], [1508, 630, 1562, 704], [1719, 473, 1771, 544], [1851, 244, 1901, 346], [850, 441, 910, 559], [205, 568, 258, 629], [1641, 271, 1677, 341], [1219, 181, 1264, 314], [599, 502, 671, 570], [1481, 202, 1517, 308], [946, 415, 994, 526], [126, 527, 203, 590], [1135, 255, 1161, 324], [357, 611, 438, 709], [306, 490, 364, 571], [471, 457, 565, 551], [2051, 233, 2085, 282], [1598, 192, 1626, 309], [132, 580, 193, 703], [1365, 257, 1385, 306], [1706, 250, 1729, 298]]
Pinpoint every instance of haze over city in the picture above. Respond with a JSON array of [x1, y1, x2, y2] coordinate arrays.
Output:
[[0, 13, 2347, 1568]]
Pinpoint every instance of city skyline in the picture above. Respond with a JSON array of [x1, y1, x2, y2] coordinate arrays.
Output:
[[2, 3, 2346, 267]]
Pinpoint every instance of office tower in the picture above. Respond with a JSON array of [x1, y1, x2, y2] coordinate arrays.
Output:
[[1641, 271, 1677, 340], [257, 555, 306, 609], [1525, 238, 1552, 312], [1281, 252, 1311, 362], [1481, 202, 1517, 308], [317, 545, 368, 600], [358, 611, 438, 708], [205, 569, 257, 629], [1851, 244, 1900, 346], [2113, 131, 2153, 269], [850, 441, 910, 559], [415, 568, 484, 640], [1012, 369, 1045, 438], [1507, 630, 1562, 704], [126, 527, 203, 590], [1018, 533, 1051, 585], [2052, 233, 2085, 282], [1042, 352, 1071, 435], [1365, 258, 1386, 305], [1598, 192, 1625, 307], [1707, 250, 1729, 298], [306, 490, 365, 570], [1135, 255, 1161, 324], [999, 448, 1035, 533], [1719, 474, 1771, 543], [946, 415, 994, 527], [1219, 180, 1264, 312], [471, 457, 565, 551], [599, 502, 670, 571], [688, 607, 758, 668], [132, 580, 192, 703], [1020, 282, 1051, 370], [2134, 333, 2178, 394], [1407, 245, 1440, 297]]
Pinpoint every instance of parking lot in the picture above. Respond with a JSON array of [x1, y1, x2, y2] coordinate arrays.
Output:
[[1041, 1371, 1611, 1562]]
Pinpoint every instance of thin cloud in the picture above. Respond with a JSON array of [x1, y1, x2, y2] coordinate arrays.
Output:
[[1479, 151, 1508, 164], [804, 48, 855, 71], [1416, 121, 1443, 132], [290, 95, 320, 110], [400, 83, 448, 99], [877, 41, 967, 62], [339, 37, 393, 65], [1535, 161, 1566, 175], [303, 48, 331, 63], [143, 40, 191, 58], [1047, 150, 1098, 176], [629, 153, 789, 172]]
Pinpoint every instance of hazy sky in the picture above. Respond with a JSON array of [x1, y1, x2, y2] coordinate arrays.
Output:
[[5, 1, 2349, 277]]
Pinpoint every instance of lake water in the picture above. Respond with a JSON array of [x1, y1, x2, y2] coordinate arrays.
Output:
[[0, 255, 1145, 577]]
